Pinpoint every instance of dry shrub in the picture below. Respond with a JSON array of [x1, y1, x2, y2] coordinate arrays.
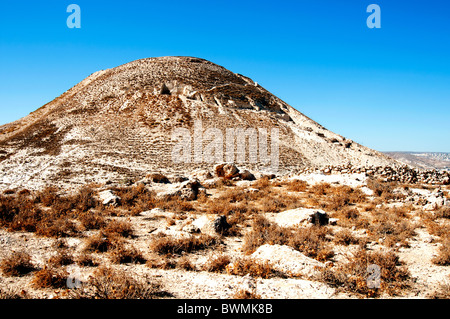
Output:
[[176, 256, 196, 271], [109, 243, 146, 264], [320, 249, 410, 297], [0, 193, 41, 232], [35, 214, 79, 238], [243, 216, 334, 262], [288, 226, 334, 262], [435, 206, 450, 219], [47, 249, 74, 267], [286, 179, 308, 192], [369, 208, 416, 247], [432, 239, 450, 266], [150, 233, 220, 255], [74, 186, 98, 212], [78, 211, 106, 230], [367, 178, 403, 201], [334, 229, 359, 246], [102, 219, 134, 238], [0, 252, 36, 277], [146, 257, 176, 270], [0, 287, 28, 299], [77, 266, 166, 299], [75, 253, 98, 267], [114, 184, 156, 212], [227, 258, 277, 279], [32, 266, 68, 289], [203, 254, 231, 273], [310, 182, 333, 196], [242, 215, 290, 254], [83, 232, 122, 253]]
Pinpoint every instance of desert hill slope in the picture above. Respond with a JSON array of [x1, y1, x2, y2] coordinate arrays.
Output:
[[0, 56, 396, 190]]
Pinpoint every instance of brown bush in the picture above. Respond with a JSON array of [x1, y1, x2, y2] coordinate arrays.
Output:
[[286, 179, 308, 192], [75, 253, 98, 267], [0, 252, 36, 277], [369, 208, 416, 247], [227, 258, 278, 279], [176, 256, 196, 271], [78, 211, 106, 230], [35, 214, 79, 238], [83, 232, 122, 253], [32, 266, 68, 289], [47, 249, 74, 267], [334, 229, 359, 246], [150, 233, 220, 255], [109, 243, 146, 264], [102, 219, 134, 238], [319, 249, 410, 297], [203, 254, 231, 273], [432, 239, 450, 266], [74, 266, 166, 299]]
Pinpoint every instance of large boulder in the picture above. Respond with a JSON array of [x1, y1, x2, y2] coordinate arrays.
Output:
[[215, 163, 240, 179]]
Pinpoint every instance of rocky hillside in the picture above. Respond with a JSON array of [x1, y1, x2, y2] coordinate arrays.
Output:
[[0, 56, 396, 190]]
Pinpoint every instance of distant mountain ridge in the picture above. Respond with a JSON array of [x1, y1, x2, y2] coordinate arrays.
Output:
[[384, 152, 450, 171]]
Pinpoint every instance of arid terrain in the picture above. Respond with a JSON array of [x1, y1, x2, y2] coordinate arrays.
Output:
[[0, 57, 449, 299]]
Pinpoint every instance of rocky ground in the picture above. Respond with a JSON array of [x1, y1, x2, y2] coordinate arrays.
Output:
[[1, 164, 450, 299]]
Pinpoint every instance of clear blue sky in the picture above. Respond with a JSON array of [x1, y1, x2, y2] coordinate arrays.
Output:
[[0, 0, 449, 152]]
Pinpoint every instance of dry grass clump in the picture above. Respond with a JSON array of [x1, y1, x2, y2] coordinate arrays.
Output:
[[47, 249, 74, 267], [113, 183, 156, 213], [75, 253, 99, 267], [78, 211, 106, 230], [319, 249, 410, 297], [72, 266, 167, 299], [432, 239, 450, 266], [102, 219, 134, 238], [242, 216, 334, 262], [226, 258, 277, 279], [0, 287, 28, 299], [83, 232, 122, 253], [203, 254, 231, 273], [367, 178, 404, 201], [368, 208, 416, 247], [35, 214, 79, 238], [31, 266, 68, 289], [285, 179, 308, 192], [150, 233, 220, 255], [334, 229, 360, 246], [175, 256, 197, 271], [0, 252, 36, 277], [109, 243, 146, 264]]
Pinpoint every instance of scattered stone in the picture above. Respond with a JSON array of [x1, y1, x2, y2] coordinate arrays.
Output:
[[239, 170, 256, 181], [98, 190, 120, 206], [213, 215, 231, 234]]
